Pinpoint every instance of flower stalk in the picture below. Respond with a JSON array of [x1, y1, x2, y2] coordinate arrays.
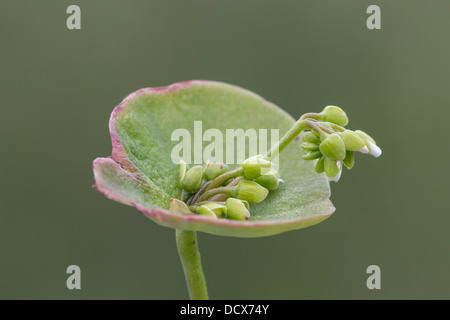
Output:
[[176, 230, 209, 300]]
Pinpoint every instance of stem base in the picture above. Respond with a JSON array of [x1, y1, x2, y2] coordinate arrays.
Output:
[[176, 230, 209, 300]]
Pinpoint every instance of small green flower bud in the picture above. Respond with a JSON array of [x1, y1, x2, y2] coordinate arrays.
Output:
[[203, 161, 229, 181], [198, 202, 227, 218], [343, 151, 355, 169], [235, 180, 269, 203], [301, 142, 320, 152], [355, 130, 375, 144], [324, 157, 342, 179], [319, 133, 346, 160], [303, 151, 322, 160], [355, 130, 382, 157], [254, 169, 280, 191], [241, 155, 272, 180], [320, 105, 348, 127], [197, 205, 218, 219], [169, 198, 192, 215], [302, 131, 320, 144], [179, 160, 189, 185], [315, 156, 325, 173], [225, 198, 250, 221], [240, 200, 250, 210], [330, 169, 342, 182], [218, 199, 250, 210], [341, 130, 368, 153], [180, 165, 203, 193]]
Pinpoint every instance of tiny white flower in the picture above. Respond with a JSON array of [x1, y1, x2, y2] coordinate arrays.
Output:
[[368, 142, 382, 157]]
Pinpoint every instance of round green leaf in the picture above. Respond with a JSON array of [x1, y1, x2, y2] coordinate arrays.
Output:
[[93, 81, 335, 238]]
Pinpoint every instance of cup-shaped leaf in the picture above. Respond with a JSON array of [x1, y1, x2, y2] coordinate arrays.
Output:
[[93, 81, 335, 238]]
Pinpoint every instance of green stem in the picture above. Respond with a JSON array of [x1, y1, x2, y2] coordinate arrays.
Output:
[[208, 176, 244, 202], [200, 168, 243, 194], [194, 186, 236, 204], [300, 112, 321, 120], [264, 116, 338, 160], [305, 120, 333, 135], [265, 119, 308, 160], [316, 121, 346, 132], [188, 180, 211, 205], [176, 230, 209, 300]]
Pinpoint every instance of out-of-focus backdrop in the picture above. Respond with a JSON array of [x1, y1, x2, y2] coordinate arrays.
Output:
[[1, 0, 449, 299]]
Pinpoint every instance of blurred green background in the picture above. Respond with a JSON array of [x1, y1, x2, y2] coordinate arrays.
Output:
[[1, 0, 449, 299]]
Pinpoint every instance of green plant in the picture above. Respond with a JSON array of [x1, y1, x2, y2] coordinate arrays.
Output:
[[93, 80, 381, 299]]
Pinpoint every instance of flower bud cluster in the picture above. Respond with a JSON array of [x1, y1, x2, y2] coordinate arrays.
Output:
[[301, 106, 381, 182], [178, 155, 282, 220]]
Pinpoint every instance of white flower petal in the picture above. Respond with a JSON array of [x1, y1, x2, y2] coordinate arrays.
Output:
[[327, 169, 342, 183], [359, 145, 369, 154], [368, 142, 382, 157]]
